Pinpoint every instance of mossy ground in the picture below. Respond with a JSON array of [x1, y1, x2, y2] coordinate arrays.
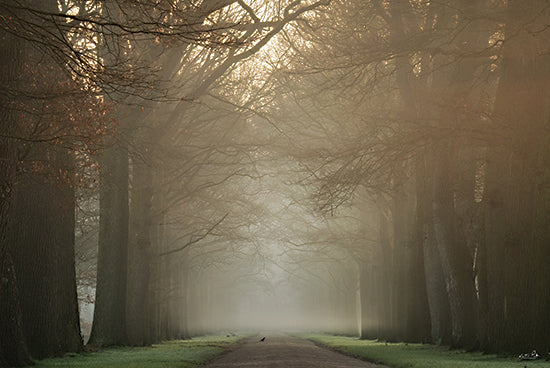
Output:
[[34, 335, 244, 368], [298, 334, 550, 368]]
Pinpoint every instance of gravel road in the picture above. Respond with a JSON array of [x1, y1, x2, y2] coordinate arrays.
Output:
[[202, 333, 387, 368]]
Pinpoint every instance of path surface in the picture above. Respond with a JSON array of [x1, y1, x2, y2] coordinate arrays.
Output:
[[203, 333, 387, 368]]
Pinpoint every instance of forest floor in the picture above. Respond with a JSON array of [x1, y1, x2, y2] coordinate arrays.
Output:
[[202, 333, 385, 368]]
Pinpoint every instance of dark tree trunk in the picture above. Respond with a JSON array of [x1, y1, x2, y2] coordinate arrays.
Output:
[[431, 141, 478, 348], [408, 230, 432, 343], [126, 153, 153, 346], [166, 261, 184, 339], [482, 0, 550, 353], [9, 151, 83, 359], [389, 187, 408, 342], [422, 222, 452, 345], [387, 168, 431, 343], [148, 191, 166, 343], [415, 153, 451, 345], [6, 0, 83, 357], [481, 146, 508, 352], [164, 252, 191, 340], [385, 0, 432, 344], [0, 98, 31, 366], [377, 211, 393, 341], [0, 249, 31, 368], [89, 145, 129, 346], [0, 6, 35, 365], [360, 261, 379, 339]]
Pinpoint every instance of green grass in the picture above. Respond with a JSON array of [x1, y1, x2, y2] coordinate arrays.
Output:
[[34, 335, 244, 368], [298, 334, 550, 368]]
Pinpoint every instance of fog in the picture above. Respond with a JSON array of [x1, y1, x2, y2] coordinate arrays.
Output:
[[3, 1, 550, 362], [64, 0, 550, 352], [69, 0, 550, 350]]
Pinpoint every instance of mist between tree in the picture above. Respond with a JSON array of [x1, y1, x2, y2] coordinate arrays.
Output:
[[2, 0, 550, 367]]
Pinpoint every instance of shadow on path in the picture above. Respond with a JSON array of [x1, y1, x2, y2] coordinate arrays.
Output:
[[203, 333, 387, 367]]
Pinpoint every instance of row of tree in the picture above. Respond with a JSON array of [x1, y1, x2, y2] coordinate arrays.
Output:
[[269, 0, 550, 353], [0, 1, 333, 366]]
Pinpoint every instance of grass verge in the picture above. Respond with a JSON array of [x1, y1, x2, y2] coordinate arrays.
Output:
[[34, 334, 244, 368], [298, 334, 550, 368]]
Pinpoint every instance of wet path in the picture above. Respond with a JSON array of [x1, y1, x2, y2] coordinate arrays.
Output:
[[202, 333, 387, 368]]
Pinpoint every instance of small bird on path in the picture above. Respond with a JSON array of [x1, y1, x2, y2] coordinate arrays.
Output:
[[259, 337, 265, 342]]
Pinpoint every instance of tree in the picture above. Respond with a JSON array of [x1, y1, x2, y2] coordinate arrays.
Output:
[[482, 0, 550, 353], [1, 0, 113, 362], [0, 7, 32, 365], [87, 0, 332, 346], [0, 0, 242, 358]]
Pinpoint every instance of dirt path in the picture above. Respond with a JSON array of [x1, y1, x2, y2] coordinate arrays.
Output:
[[202, 333, 387, 368]]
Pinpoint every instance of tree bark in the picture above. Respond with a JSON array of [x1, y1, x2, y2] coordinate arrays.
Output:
[[416, 153, 452, 345], [0, 5, 36, 364], [431, 141, 478, 348], [482, 0, 550, 353], [126, 152, 153, 346], [89, 145, 129, 346], [9, 150, 83, 358], [377, 211, 393, 341], [359, 260, 379, 339]]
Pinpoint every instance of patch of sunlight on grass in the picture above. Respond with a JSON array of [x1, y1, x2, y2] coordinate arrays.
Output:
[[35, 334, 245, 368], [297, 333, 550, 368]]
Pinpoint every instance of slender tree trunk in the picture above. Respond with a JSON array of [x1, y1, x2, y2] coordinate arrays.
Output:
[[89, 145, 129, 346], [360, 260, 379, 339], [377, 211, 393, 341], [416, 152, 452, 345], [147, 164, 168, 343], [481, 145, 508, 352], [422, 221, 452, 345], [174, 251, 192, 339], [389, 187, 408, 342], [431, 141, 478, 348], [388, 163, 431, 343], [385, 0, 432, 343], [126, 153, 153, 345]]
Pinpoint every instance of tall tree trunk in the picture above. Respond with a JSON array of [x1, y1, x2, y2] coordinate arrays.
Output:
[[390, 176, 430, 342], [483, 0, 550, 353], [386, 0, 432, 343], [0, 8, 32, 364], [431, 141, 478, 348], [389, 186, 408, 342], [377, 210, 393, 341], [148, 164, 168, 343], [416, 153, 452, 345], [359, 260, 379, 339], [0, 248, 30, 368], [8, 0, 84, 356], [417, 0, 487, 348], [89, 145, 129, 346], [169, 254, 190, 339], [126, 152, 153, 346], [422, 221, 452, 345], [9, 149, 83, 358]]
